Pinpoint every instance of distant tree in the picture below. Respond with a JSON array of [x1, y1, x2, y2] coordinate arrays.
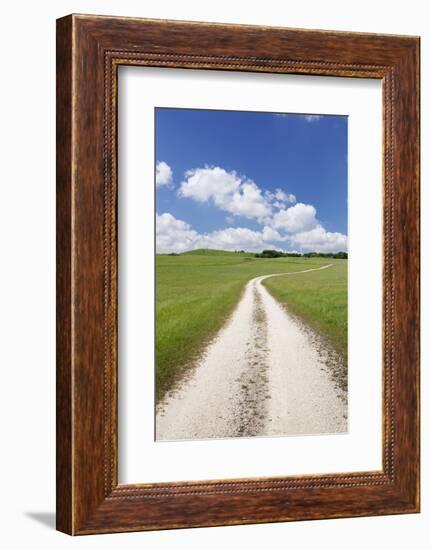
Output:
[[333, 251, 348, 259], [303, 251, 348, 259], [255, 250, 302, 258], [255, 249, 282, 258], [254, 250, 348, 259]]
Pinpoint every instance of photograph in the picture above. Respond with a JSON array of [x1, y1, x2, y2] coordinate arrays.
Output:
[[0, 1, 423, 543], [155, 107, 348, 441]]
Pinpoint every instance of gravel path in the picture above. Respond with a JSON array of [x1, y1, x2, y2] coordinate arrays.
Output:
[[156, 265, 347, 441]]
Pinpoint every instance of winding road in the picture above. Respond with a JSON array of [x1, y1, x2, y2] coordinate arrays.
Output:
[[156, 265, 347, 441]]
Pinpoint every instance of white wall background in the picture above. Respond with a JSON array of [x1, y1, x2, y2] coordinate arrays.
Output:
[[0, 0, 427, 548]]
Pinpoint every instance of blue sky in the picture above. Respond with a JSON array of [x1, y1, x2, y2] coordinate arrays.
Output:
[[155, 108, 347, 254]]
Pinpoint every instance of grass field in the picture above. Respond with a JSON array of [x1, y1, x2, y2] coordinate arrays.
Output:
[[156, 249, 347, 402], [263, 261, 347, 360]]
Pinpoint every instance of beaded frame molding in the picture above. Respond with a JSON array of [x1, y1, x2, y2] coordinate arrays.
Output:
[[56, 14, 420, 535]]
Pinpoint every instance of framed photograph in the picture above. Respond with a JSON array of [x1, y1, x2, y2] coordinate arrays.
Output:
[[56, 14, 420, 535]]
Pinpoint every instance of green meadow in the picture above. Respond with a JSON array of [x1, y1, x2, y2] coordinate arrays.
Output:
[[156, 249, 347, 402], [263, 261, 347, 359]]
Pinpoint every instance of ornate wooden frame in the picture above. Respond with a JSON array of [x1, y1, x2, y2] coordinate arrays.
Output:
[[56, 14, 420, 535]]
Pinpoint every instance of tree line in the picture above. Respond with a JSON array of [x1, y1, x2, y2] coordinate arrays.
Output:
[[254, 249, 348, 259]]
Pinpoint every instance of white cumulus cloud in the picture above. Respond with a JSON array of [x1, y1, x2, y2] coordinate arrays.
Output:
[[156, 212, 347, 254], [262, 226, 283, 242], [265, 188, 296, 210], [289, 225, 347, 253], [178, 166, 272, 222], [304, 114, 323, 123], [156, 213, 199, 252], [159, 164, 347, 254], [274, 188, 296, 204], [156, 212, 275, 253], [156, 161, 173, 187], [272, 203, 318, 233], [201, 227, 271, 251]]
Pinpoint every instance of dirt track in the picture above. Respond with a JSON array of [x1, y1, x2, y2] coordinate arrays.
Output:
[[156, 265, 347, 441]]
